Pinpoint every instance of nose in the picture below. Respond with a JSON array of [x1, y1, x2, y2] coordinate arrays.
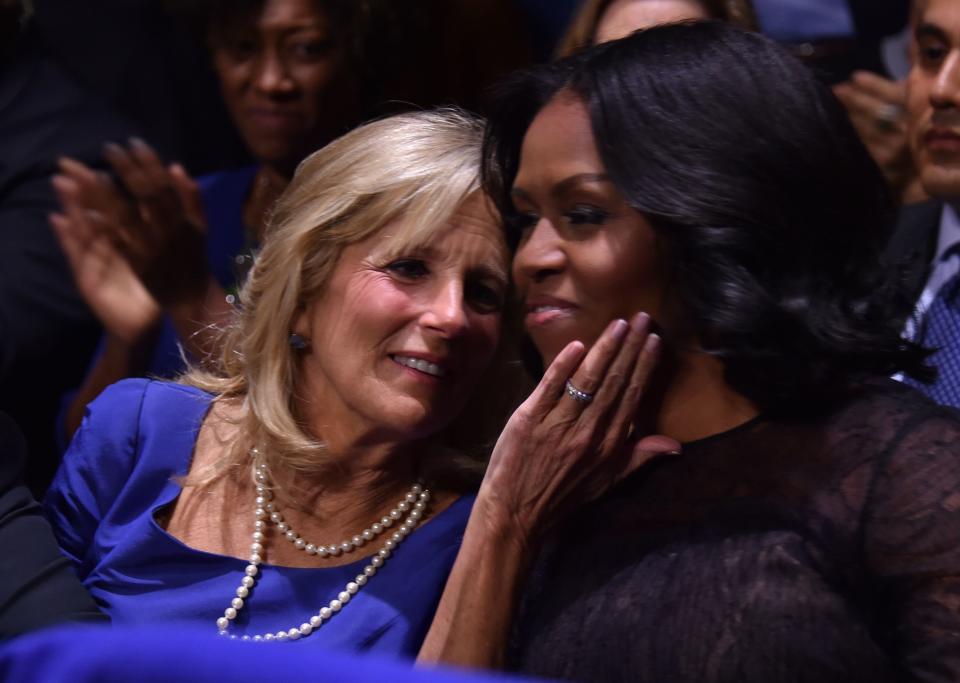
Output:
[[931, 51, 960, 109], [512, 218, 566, 285], [421, 279, 469, 338], [253, 49, 296, 96]]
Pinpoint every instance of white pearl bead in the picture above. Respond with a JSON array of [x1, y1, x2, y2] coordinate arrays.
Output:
[[253, 635, 263, 642], [351, 535, 364, 546], [317, 546, 330, 557], [397, 501, 410, 512], [252, 531, 265, 543], [225, 607, 237, 619], [265, 502, 276, 512], [249, 553, 262, 565], [338, 591, 351, 604], [319, 607, 332, 620], [384, 539, 396, 550], [287, 628, 300, 640], [254, 508, 267, 520], [405, 492, 417, 503], [421, 491, 431, 502], [310, 616, 322, 628], [362, 529, 374, 541], [381, 516, 393, 527], [411, 484, 423, 494], [217, 617, 229, 630], [231, 597, 244, 610], [241, 635, 251, 641], [245, 565, 258, 577], [389, 509, 403, 520], [305, 544, 317, 555], [251, 542, 263, 555], [254, 521, 265, 532], [355, 575, 367, 586], [294, 538, 306, 550], [378, 549, 391, 559], [371, 556, 383, 567], [299, 623, 312, 636], [255, 496, 267, 507], [346, 582, 359, 594], [263, 633, 274, 641], [285, 530, 297, 541], [371, 523, 383, 534], [329, 545, 342, 556], [330, 599, 342, 612], [391, 532, 403, 542], [276, 631, 288, 641], [340, 541, 352, 553], [408, 510, 422, 522], [270, 512, 283, 523], [414, 501, 426, 511], [364, 565, 376, 577], [277, 522, 288, 532], [241, 576, 255, 588], [229, 634, 238, 640], [236, 586, 249, 598]]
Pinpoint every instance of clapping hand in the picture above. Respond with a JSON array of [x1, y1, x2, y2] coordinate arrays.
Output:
[[50, 159, 161, 345]]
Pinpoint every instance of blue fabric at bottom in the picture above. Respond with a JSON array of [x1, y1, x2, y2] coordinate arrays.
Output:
[[0, 624, 551, 683]]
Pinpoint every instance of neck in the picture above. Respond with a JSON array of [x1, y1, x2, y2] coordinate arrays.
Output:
[[641, 345, 760, 444]]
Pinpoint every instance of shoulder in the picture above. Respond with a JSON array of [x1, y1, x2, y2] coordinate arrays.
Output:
[[66, 379, 213, 482]]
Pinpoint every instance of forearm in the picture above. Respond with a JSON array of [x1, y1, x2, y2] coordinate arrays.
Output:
[[166, 277, 235, 364], [418, 498, 536, 669]]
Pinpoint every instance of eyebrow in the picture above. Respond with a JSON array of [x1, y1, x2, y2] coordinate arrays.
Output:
[[512, 173, 612, 201], [914, 22, 948, 42]]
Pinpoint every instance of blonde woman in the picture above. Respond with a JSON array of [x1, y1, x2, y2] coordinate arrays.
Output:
[[556, 0, 757, 56], [44, 109, 523, 653]]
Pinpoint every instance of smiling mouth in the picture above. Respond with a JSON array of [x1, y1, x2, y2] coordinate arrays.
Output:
[[390, 355, 446, 378]]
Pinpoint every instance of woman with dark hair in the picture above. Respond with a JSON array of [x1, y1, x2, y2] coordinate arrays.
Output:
[[419, 22, 960, 682]]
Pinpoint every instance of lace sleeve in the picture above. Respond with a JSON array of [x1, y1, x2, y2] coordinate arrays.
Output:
[[862, 409, 960, 682]]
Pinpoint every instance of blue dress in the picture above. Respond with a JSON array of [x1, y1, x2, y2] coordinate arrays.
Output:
[[44, 378, 474, 655]]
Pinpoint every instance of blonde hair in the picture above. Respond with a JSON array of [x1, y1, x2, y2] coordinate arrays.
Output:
[[183, 108, 524, 489], [556, 0, 758, 58]]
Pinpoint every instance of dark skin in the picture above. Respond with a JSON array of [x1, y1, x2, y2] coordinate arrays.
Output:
[[49, 0, 350, 437]]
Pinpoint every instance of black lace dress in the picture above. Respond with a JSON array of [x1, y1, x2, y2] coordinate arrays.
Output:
[[508, 380, 960, 682]]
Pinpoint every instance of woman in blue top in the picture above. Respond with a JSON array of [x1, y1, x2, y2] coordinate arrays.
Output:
[[43, 109, 524, 653]]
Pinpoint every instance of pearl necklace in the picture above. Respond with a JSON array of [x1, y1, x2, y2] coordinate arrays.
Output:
[[216, 460, 430, 641]]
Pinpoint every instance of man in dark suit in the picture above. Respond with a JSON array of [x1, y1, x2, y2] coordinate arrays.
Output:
[[0, 6, 135, 492], [895, 0, 960, 406], [0, 410, 105, 637]]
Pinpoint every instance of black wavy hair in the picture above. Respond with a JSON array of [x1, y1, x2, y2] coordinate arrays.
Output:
[[483, 21, 930, 409]]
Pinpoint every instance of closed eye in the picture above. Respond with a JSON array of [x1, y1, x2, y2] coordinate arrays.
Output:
[[465, 279, 506, 313]]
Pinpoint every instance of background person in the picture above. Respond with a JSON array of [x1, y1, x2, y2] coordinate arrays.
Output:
[[895, 0, 960, 407]]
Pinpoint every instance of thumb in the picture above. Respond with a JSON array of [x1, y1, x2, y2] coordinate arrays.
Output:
[[169, 163, 206, 232], [624, 434, 681, 475]]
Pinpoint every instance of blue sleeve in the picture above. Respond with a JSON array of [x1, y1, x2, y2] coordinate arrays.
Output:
[[44, 379, 150, 577]]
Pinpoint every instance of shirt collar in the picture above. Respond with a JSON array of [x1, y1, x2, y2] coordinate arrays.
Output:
[[936, 204, 960, 263]]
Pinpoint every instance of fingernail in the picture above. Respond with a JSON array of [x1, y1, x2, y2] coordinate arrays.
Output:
[[129, 137, 150, 151], [631, 311, 651, 332], [610, 318, 629, 339], [665, 450, 682, 456], [103, 142, 123, 156]]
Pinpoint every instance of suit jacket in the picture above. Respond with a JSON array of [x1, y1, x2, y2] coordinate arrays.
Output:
[[0, 23, 135, 493], [886, 200, 943, 309], [0, 410, 105, 639]]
